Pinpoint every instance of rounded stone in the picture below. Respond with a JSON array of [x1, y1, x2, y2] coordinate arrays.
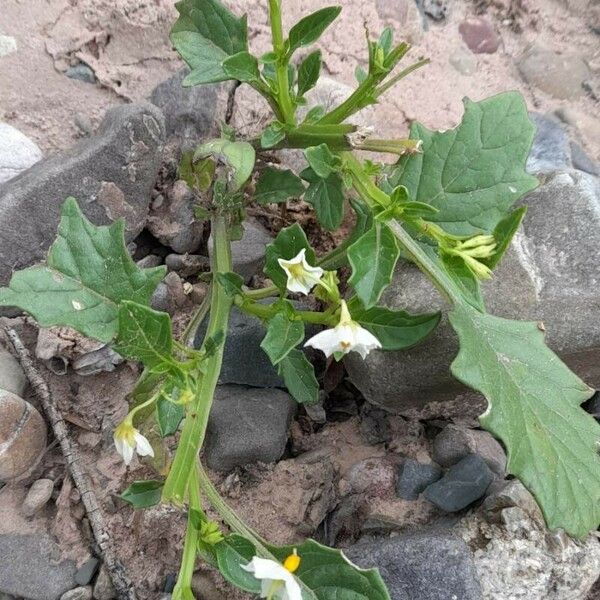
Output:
[[22, 478, 54, 517], [0, 347, 27, 397], [458, 17, 501, 54], [0, 391, 47, 481]]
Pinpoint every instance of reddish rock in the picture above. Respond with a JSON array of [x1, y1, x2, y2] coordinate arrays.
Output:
[[459, 17, 501, 54]]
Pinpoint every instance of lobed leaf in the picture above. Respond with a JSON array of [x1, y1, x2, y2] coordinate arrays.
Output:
[[121, 480, 164, 509], [278, 348, 319, 405], [302, 168, 345, 231], [222, 51, 261, 83], [157, 395, 185, 438], [261, 312, 305, 364], [255, 167, 306, 204], [0, 198, 165, 343]]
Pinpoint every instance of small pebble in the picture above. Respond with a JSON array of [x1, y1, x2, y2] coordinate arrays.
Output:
[[65, 64, 96, 84], [74, 558, 100, 586], [74, 114, 93, 137], [458, 17, 500, 54], [0, 35, 17, 58], [0, 347, 27, 397], [163, 573, 177, 593], [424, 454, 494, 512], [136, 254, 164, 269], [60, 587, 92, 600], [93, 565, 116, 600], [396, 459, 442, 500], [22, 478, 54, 517]]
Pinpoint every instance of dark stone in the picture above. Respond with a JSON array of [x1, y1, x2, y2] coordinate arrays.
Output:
[[396, 459, 443, 500], [345, 531, 482, 600], [74, 557, 100, 585], [163, 573, 177, 593], [583, 392, 600, 419], [526, 112, 572, 174], [65, 64, 96, 84], [570, 142, 600, 176], [0, 103, 165, 286], [0, 534, 76, 600], [424, 454, 494, 512], [359, 403, 392, 445], [203, 385, 297, 471]]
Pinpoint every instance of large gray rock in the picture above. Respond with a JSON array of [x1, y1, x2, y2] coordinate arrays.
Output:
[[0, 123, 43, 184], [203, 385, 296, 471], [0, 534, 76, 600], [0, 103, 165, 286], [526, 113, 571, 175], [0, 347, 27, 397], [345, 531, 482, 600], [346, 169, 600, 413]]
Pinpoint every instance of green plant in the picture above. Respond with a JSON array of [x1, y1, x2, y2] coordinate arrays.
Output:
[[1, 0, 599, 598]]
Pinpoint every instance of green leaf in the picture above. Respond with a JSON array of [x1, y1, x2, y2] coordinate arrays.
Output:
[[215, 535, 261, 594], [483, 207, 527, 270], [297, 50, 322, 96], [171, 0, 248, 85], [261, 121, 287, 148], [348, 223, 400, 309], [156, 395, 185, 437], [287, 6, 342, 55], [178, 153, 215, 192], [261, 312, 305, 365], [222, 51, 260, 82], [0, 198, 165, 343], [255, 167, 306, 204], [304, 144, 342, 179], [113, 301, 173, 369], [121, 480, 164, 509], [387, 93, 538, 236], [440, 252, 484, 312], [215, 272, 245, 297], [264, 223, 316, 290], [348, 300, 441, 351], [194, 139, 255, 192], [278, 348, 319, 405], [449, 304, 600, 538], [301, 168, 345, 231]]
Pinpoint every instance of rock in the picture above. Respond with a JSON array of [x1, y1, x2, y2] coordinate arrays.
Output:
[[74, 113, 93, 137], [209, 219, 272, 283], [457, 509, 600, 599], [518, 45, 590, 99], [60, 587, 92, 600], [0, 533, 76, 599], [22, 478, 54, 517], [344, 458, 396, 498], [396, 459, 442, 500], [417, 0, 449, 21], [359, 404, 392, 445], [0, 35, 17, 58], [151, 282, 170, 313], [92, 565, 116, 600], [424, 454, 494, 512], [481, 479, 543, 523], [570, 142, 600, 176], [147, 180, 206, 254], [0, 391, 46, 481], [526, 113, 572, 174], [584, 392, 600, 419], [459, 17, 500, 54], [432, 425, 507, 476], [0, 346, 27, 396], [203, 385, 297, 471], [0, 104, 165, 286], [65, 64, 96, 84], [0, 123, 43, 184], [165, 253, 210, 277], [191, 571, 227, 600], [150, 68, 228, 149], [347, 169, 600, 412], [345, 531, 483, 600], [136, 254, 163, 269], [74, 558, 100, 586], [71, 345, 123, 376], [449, 47, 477, 75], [374, 0, 423, 43]]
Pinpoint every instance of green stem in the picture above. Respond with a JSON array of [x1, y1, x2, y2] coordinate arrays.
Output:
[[162, 215, 233, 504], [236, 297, 336, 326], [243, 285, 279, 300], [268, 0, 295, 125], [317, 73, 379, 125], [181, 284, 212, 348], [344, 152, 390, 208], [354, 138, 422, 156], [172, 466, 202, 598], [375, 58, 430, 98]]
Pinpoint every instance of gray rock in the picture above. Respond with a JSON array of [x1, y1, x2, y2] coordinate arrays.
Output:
[[136, 254, 164, 269], [424, 454, 494, 512], [74, 558, 100, 586], [0, 392, 47, 481], [71, 345, 123, 376], [65, 64, 96, 84], [0, 123, 43, 184], [418, 0, 449, 21], [449, 47, 477, 75], [22, 478, 54, 517], [60, 587, 92, 600], [570, 142, 600, 176], [481, 479, 543, 523], [584, 392, 600, 419], [165, 253, 209, 276], [0, 347, 27, 396], [0, 35, 17, 58], [345, 531, 482, 600], [0, 103, 165, 286], [526, 113, 571, 174], [346, 170, 600, 412], [359, 403, 392, 445], [518, 45, 590, 99], [150, 68, 228, 148], [432, 424, 507, 475], [147, 180, 206, 254], [0, 533, 76, 600], [195, 304, 283, 388], [151, 282, 170, 313], [203, 385, 296, 471], [396, 459, 442, 500], [92, 565, 116, 600], [209, 219, 272, 283]]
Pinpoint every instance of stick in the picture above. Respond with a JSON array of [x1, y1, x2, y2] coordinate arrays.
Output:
[[3, 327, 137, 600]]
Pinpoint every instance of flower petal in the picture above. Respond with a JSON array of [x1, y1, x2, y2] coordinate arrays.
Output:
[[121, 441, 135, 466], [281, 570, 302, 600], [134, 431, 155, 457], [304, 328, 343, 357]]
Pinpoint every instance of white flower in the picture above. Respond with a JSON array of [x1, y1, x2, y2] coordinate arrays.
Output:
[[113, 419, 154, 466], [305, 300, 382, 359], [241, 552, 302, 600], [277, 249, 324, 295]]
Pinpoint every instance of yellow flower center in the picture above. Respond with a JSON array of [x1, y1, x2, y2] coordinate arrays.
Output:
[[114, 420, 136, 446], [283, 549, 301, 574], [287, 262, 307, 280]]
